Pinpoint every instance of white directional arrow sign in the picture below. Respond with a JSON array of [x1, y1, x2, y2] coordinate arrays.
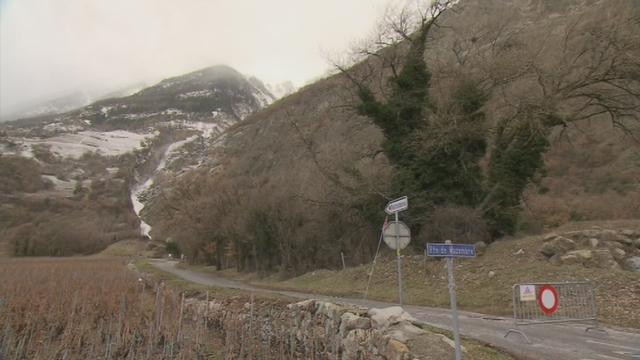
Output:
[[385, 196, 408, 215]]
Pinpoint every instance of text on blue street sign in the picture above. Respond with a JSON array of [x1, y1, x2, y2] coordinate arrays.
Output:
[[426, 243, 476, 258]]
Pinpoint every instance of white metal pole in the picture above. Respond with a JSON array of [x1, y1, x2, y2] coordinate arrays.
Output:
[[445, 240, 462, 360], [396, 211, 403, 306]]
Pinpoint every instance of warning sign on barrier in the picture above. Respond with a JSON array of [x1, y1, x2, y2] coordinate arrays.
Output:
[[519, 285, 536, 301]]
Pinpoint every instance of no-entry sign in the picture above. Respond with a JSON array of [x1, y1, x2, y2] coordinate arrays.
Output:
[[538, 285, 559, 316]]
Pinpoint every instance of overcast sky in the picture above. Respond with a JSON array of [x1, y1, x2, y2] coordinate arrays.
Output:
[[0, 0, 408, 117]]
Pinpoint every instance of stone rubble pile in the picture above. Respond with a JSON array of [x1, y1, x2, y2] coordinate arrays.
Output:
[[540, 229, 640, 272]]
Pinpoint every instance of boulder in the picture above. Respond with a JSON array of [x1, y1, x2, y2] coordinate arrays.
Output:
[[560, 253, 580, 265], [387, 322, 427, 343], [474, 241, 487, 255], [612, 248, 626, 260], [565, 250, 593, 263], [368, 307, 418, 330], [624, 257, 640, 272], [616, 237, 634, 246], [341, 328, 369, 360], [573, 249, 593, 259], [621, 230, 637, 237], [288, 299, 315, 312], [316, 301, 349, 321], [581, 229, 602, 238], [549, 254, 562, 265], [382, 339, 410, 360], [563, 231, 587, 240], [634, 239, 640, 249], [339, 312, 371, 336], [588, 238, 600, 248], [600, 229, 621, 242], [607, 240, 623, 249], [541, 236, 576, 257], [543, 233, 559, 242], [591, 250, 621, 270], [488, 271, 496, 278]]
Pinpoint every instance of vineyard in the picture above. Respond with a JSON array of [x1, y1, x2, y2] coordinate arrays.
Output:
[[0, 257, 373, 360], [0, 257, 226, 359]]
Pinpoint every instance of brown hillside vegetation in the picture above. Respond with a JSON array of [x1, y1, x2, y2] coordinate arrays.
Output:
[[150, 0, 640, 274], [0, 154, 142, 256], [426, 0, 640, 230]]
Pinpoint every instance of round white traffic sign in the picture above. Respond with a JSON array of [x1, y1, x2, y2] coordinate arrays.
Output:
[[538, 285, 559, 316], [383, 221, 411, 250]]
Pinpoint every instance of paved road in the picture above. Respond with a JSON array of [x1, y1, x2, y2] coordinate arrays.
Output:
[[150, 259, 640, 360]]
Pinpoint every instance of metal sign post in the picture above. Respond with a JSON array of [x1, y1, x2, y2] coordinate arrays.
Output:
[[383, 196, 409, 306], [446, 241, 462, 360], [395, 211, 402, 306], [427, 240, 476, 360]]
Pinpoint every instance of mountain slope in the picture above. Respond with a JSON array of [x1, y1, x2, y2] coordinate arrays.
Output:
[[0, 65, 274, 256], [148, 0, 640, 273], [87, 65, 274, 127]]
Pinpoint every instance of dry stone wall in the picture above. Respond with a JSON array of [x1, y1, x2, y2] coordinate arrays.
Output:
[[185, 297, 456, 360]]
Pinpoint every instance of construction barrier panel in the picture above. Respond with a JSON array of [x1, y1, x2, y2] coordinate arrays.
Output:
[[505, 282, 603, 343]]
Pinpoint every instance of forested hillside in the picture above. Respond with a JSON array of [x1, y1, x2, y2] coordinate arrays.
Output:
[[146, 0, 640, 276]]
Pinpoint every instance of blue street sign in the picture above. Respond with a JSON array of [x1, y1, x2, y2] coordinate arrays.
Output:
[[426, 243, 476, 258]]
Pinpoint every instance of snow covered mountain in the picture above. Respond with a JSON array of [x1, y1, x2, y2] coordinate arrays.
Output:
[[0, 65, 275, 255]]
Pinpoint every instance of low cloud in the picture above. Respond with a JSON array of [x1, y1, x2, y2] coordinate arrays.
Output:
[[0, 0, 405, 117]]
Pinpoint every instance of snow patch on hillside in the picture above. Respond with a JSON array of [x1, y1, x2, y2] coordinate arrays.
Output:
[[43, 122, 84, 133], [41, 175, 75, 196], [233, 103, 255, 120], [131, 178, 154, 238], [178, 89, 214, 99], [162, 108, 184, 116], [157, 135, 199, 171], [14, 130, 151, 159]]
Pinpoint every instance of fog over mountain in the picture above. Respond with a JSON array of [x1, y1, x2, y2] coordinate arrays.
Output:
[[0, 0, 406, 120]]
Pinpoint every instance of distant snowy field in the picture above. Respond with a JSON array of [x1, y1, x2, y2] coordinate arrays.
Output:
[[3, 130, 153, 159]]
